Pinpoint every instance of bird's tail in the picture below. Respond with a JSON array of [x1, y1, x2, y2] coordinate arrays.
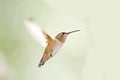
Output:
[[38, 58, 45, 67], [38, 53, 50, 67]]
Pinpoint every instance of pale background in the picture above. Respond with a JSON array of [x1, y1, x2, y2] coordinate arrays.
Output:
[[0, 0, 120, 80]]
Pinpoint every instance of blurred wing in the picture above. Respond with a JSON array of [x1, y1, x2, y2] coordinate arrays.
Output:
[[24, 18, 51, 47]]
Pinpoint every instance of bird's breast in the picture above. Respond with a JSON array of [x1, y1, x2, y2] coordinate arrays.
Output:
[[50, 40, 63, 56]]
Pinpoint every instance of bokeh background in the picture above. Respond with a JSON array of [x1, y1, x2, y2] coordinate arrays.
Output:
[[0, 0, 120, 80]]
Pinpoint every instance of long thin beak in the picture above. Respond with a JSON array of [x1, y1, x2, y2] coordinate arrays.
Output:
[[67, 30, 80, 34]]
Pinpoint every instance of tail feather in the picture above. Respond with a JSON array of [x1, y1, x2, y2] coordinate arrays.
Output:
[[38, 58, 45, 67], [38, 53, 51, 67]]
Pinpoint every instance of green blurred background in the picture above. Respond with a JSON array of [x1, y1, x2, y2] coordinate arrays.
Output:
[[0, 0, 120, 80]]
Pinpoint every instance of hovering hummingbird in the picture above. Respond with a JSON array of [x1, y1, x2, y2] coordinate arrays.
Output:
[[24, 18, 80, 67]]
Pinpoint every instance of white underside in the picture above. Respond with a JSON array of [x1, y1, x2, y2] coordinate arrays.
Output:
[[52, 39, 63, 56]]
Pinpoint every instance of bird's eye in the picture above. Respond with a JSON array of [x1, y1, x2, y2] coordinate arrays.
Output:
[[62, 32, 65, 34]]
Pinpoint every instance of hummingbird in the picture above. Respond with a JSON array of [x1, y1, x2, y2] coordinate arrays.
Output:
[[24, 18, 80, 67]]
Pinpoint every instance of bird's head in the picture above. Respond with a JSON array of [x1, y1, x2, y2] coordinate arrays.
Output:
[[55, 30, 80, 43]]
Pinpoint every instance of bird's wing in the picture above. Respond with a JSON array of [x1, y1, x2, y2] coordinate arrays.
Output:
[[24, 18, 52, 47]]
